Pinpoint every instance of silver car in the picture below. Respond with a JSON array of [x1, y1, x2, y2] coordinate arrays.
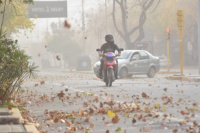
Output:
[[93, 50, 160, 78]]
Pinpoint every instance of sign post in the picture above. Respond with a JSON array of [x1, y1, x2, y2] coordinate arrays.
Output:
[[177, 10, 184, 76], [166, 29, 170, 72], [199, 0, 200, 74]]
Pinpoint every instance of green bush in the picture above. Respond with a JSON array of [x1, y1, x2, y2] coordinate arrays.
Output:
[[0, 37, 38, 104]]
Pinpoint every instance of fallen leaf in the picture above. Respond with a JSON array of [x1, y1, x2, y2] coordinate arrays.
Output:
[[60, 119, 65, 123], [44, 109, 48, 114], [132, 118, 136, 124], [193, 103, 198, 106], [161, 123, 167, 127], [144, 128, 152, 132], [112, 115, 119, 124], [193, 121, 198, 127], [173, 128, 178, 133], [106, 130, 109, 133], [107, 110, 116, 118], [70, 127, 76, 132], [84, 118, 89, 123], [105, 122, 112, 127], [34, 84, 38, 87], [115, 127, 121, 132], [90, 123, 94, 128], [154, 103, 159, 109], [7, 106, 12, 110], [65, 121, 71, 127], [54, 118, 59, 123], [57, 91, 65, 99], [142, 92, 149, 99], [40, 81, 45, 85], [56, 55, 61, 60], [137, 114, 143, 120]]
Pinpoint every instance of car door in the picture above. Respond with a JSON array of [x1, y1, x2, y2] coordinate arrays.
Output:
[[138, 51, 150, 73], [128, 52, 141, 73]]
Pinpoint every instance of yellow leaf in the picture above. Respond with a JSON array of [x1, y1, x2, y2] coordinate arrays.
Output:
[[154, 103, 159, 109], [107, 110, 116, 119]]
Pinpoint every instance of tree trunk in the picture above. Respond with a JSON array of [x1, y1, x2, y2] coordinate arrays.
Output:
[[112, 0, 157, 49], [0, 0, 7, 36]]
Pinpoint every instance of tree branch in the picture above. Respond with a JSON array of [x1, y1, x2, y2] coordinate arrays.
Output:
[[117, 0, 129, 36], [112, 0, 125, 40], [150, 0, 160, 14], [10, 3, 23, 16], [0, 0, 7, 36]]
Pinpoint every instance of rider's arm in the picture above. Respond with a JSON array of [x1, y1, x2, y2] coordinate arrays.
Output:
[[99, 44, 104, 56], [115, 44, 121, 55]]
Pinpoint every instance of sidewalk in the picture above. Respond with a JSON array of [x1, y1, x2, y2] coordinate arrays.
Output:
[[166, 75, 200, 82], [0, 108, 39, 133], [159, 68, 200, 82]]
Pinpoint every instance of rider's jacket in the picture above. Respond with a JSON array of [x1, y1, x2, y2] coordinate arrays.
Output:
[[100, 42, 120, 54]]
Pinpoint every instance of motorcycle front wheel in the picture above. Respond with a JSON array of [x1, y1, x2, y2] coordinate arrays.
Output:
[[107, 69, 114, 87]]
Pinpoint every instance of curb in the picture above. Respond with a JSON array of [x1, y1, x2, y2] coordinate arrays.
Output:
[[157, 71, 179, 74], [11, 108, 24, 123], [24, 124, 39, 133], [0, 108, 39, 133], [166, 76, 200, 82]]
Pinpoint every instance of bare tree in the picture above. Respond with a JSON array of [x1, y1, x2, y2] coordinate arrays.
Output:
[[112, 0, 160, 49]]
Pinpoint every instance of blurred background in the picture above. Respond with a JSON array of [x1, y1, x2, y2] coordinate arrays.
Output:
[[2, 0, 198, 71]]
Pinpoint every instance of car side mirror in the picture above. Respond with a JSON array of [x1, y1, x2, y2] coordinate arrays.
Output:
[[96, 49, 101, 52]]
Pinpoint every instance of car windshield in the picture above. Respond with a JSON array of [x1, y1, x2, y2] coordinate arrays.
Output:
[[117, 51, 132, 59]]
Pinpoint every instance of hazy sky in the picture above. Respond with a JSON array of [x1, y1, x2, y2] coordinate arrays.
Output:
[[17, 0, 106, 48]]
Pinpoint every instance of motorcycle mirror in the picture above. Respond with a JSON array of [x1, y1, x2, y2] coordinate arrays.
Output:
[[119, 48, 124, 51], [96, 49, 101, 52]]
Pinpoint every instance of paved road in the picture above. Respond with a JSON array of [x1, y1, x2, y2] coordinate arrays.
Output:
[[20, 70, 200, 133]]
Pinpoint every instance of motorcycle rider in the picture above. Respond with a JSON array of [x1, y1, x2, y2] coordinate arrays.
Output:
[[98, 34, 121, 79]]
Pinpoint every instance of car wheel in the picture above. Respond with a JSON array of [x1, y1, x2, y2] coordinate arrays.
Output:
[[119, 67, 128, 79], [147, 67, 156, 78]]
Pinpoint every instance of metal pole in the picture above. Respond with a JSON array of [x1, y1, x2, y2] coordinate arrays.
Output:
[[198, 0, 200, 74], [66, 0, 68, 18], [105, 0, 108, 33], [82, 0, 85, 51], [180, 27, 183, 76], [167, 39, 170, 72]]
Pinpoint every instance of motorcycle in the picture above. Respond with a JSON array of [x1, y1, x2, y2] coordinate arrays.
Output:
[[96, 48, 123, 87]]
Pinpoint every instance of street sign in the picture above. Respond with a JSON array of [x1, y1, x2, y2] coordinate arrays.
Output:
[[28, 1, 67, 18]]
